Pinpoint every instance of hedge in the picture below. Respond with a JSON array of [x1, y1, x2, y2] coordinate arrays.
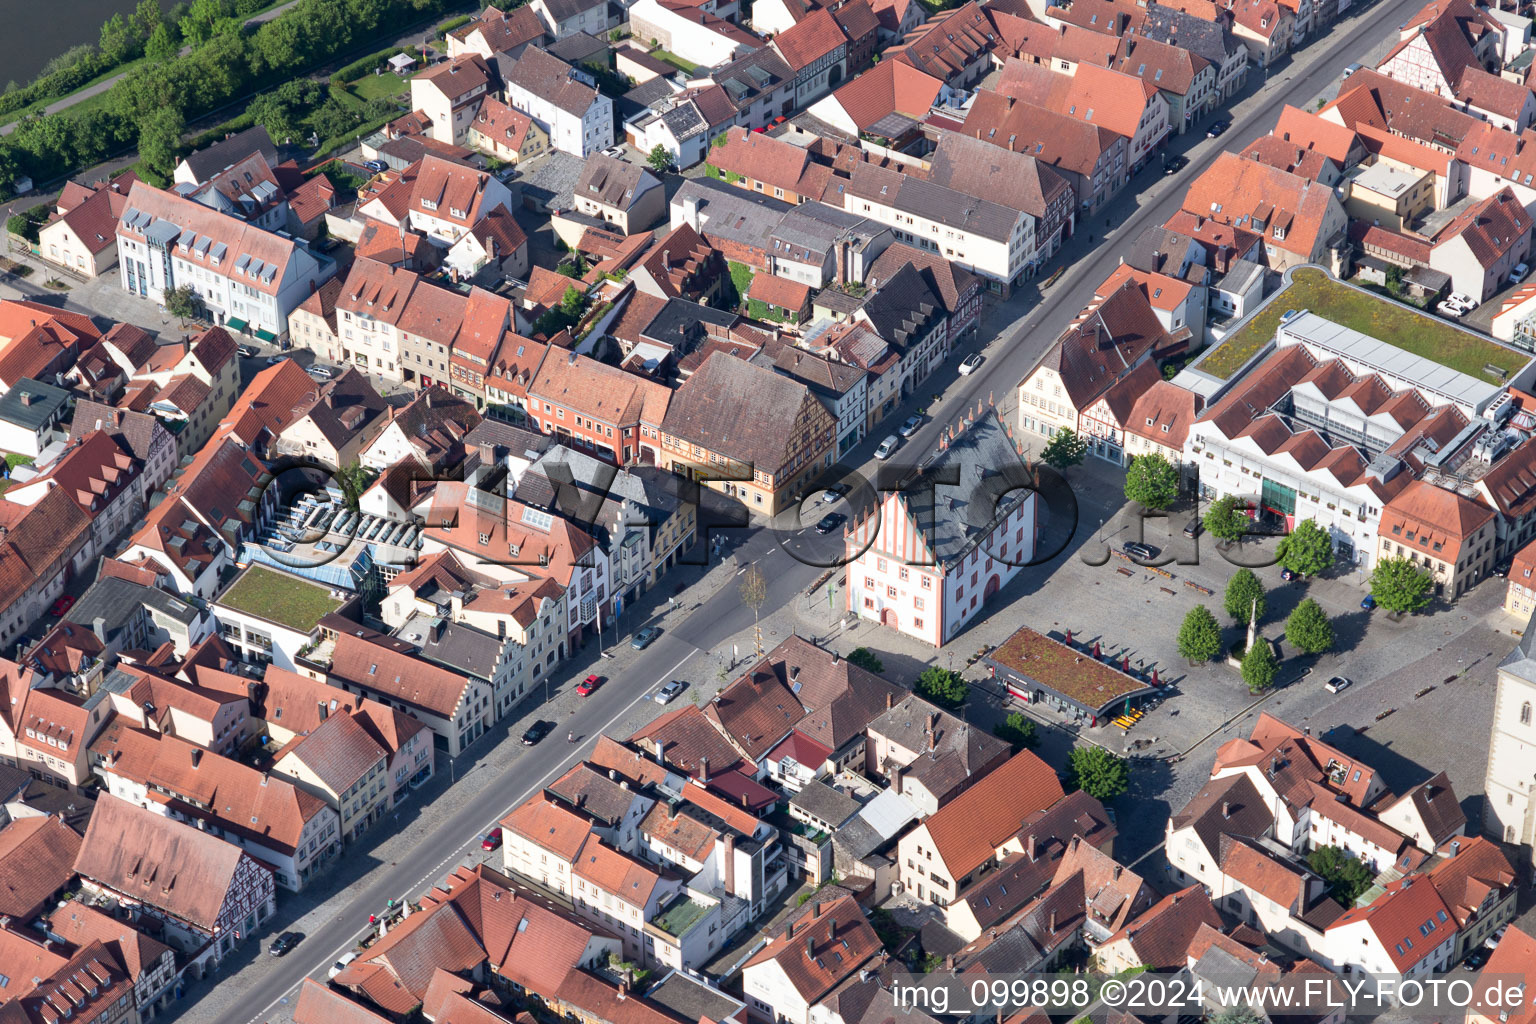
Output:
[[437, 14, 473, 35], [333, 46, 415, 85]]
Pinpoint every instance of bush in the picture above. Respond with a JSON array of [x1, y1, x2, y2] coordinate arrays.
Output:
[[436, 13, 473, 35], [993, 712, 1037, 750], [915, 667, 968, 709], [1067, 745, 1130, 801], [846, 648, 883, 673]]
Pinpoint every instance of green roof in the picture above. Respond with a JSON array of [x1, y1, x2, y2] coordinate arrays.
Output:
[[652, 897, 710, 938], [217, 564, 345, 632], [1198, 268, 1528, 382]]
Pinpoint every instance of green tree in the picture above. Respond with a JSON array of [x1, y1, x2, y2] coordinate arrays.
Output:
[[1277, 518, 1332, 577], [1241, 639, 1278, 694], [1177, 604, 1222, 663], [992, 711, 1037, 750], [163, 284, 205, 320], [915, 667, 968, 709], [100, 14, 138, 65], [335, 461, 374, 511], [1203, 495, 1251, 545], [1211, 1010, 1267, 1024], [1039, 427, 1087, 471], [1223, 568, 1265, 623], [145, 23, 178, 63], [308, 96, 359, 142], [560, 284, 586, 317], [137, 106, 186, 183], [1369, 556, 1434, 615], [1067, 745, 1130, 801], [133, 0, 166, 41], [1285, 598, 1334, 655], [845, 647, 883, 673], [1307, 845, 1375, 906], [740, 562, 767, 655], [646, 144, 674, 173], [1124, 453, 1179, 510]]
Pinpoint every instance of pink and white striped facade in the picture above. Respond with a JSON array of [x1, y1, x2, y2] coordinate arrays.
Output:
[[842, 413, 1039, 647]]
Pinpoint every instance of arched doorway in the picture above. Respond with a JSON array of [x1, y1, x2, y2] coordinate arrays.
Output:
[[984, 575, 1000, 600], [881, 608, 898, 628]]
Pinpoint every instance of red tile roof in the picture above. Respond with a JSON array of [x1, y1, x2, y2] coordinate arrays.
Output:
[[1328, 875, 1457, 971], [921, 750, 1066, 878], [772, 8, 845, 69], [743, 893, 882, 1002]]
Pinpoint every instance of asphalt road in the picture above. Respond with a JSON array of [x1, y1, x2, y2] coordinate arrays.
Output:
[[238, 3, 1430, 1018]]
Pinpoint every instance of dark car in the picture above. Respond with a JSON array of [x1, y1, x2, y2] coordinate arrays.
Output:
[[1123, 541, 1158, 560], [576, 674, 603, 697], [632, 626, 661, 649], [364, 159, 387, 173], [1207, 119, 1231, 138], [1361, 594, 1377, 610], [1463, 948, 1490, 971], [1281, 568, 1297, 581], [1163, 155, 1189, 175], [269, 932, 302, 957], [815, 512, 847, 535], [521, 720, 554, 745], [1183, 520, 1201, 539], [237, 344, 259, 359]]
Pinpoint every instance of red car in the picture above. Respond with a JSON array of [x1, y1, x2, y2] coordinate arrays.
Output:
[[576, 674, 603, 696], [50, 595, 75, 617], [481, 828, 503, 851]]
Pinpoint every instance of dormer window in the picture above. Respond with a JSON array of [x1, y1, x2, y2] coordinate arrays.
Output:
[[422, 199, 438, 211]]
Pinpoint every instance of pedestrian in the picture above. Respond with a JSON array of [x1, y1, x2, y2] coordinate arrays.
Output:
[[567, 730, 575, 743]]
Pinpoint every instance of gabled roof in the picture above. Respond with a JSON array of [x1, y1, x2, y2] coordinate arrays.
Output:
[[1041, 281, 1171, 408], [0, 815, 83, 921], [506, 46, 601, 117], [1101, 885, 1222, 969], [772, 8, 846, 69], [920, 750, 1065, 878], [661, 350, 831, 472], [1327, 875, 1457, 971], [743, 893, 881, 1002]]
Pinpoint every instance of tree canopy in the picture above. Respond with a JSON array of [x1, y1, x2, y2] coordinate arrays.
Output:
[[1241, 639, 1278, 694], [1039, 427, 1087, 471], [1277, 519, 1333, 577], [915, 667, 968, 709], [1177, 605, 1222, 663], [1369, 556, 1434, 615], [1124, 453, 1179, 510], [1203, 495, 1251, 545], [1067, 745, 1130, 801], [1285, 598, 1334, 655], [1223, 568, 1266, 623]]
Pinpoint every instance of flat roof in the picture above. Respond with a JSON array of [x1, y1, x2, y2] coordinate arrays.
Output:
[[1279, 310, 1506, 414], [985, 626, 1158, 716], [1351, 160, 1424, 198], [216, 563, 345, 632]]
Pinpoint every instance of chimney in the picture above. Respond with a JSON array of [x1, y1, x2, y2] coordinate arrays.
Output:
[[1221, 801, 1231, 819], [191, 748, 202, 768], [786, 920, 795, 940], [885, 692, 893, 709], [653, 737, 665, 764], [700, 756, 710, 783], [92, 617, 107, 643], [925, 725, 934, 752], [682, 194, 701, 231], [827, 922, 834, 945], [318, 701, 329, 721], [724, 833, 736, 894], [807, 933, 815, 959], [892, 764, 906, 792], [1114, 865, 1123, 880], [1027, 834, 1038, 861], [1049, 911, 1057, 933]]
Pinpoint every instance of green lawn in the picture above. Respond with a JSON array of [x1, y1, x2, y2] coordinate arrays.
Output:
[[346, 72, 410, 103], [727, 261, 753, 311], [649, 47, 698, 74], [1199, 267, 1529, 383], [218, 564, 345, 632]]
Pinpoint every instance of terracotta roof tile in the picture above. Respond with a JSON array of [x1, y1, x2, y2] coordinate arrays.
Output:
[[921, 750, 1066, 879]]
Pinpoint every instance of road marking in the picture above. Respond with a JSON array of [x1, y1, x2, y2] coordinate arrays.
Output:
[[242, 645, 701, 1024]]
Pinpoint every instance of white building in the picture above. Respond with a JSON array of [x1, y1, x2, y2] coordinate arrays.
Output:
[[844, 411, 1036, 646], [116, 182, 333, 338], [503, 46, 615, 157]]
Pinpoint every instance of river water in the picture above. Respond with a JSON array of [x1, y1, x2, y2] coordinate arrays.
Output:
[[2, 0, 156, 89]]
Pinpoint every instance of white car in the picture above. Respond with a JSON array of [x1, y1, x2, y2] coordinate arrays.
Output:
[[1437, 301, 1465, 319], [306, 365, 334, 380], [330, 951, 359, 979], [958, 353, 983, 375], [1324, 676, 1352, 694], [873, 435, 900, 460], [1511, 263, 1531, 286], [1450, 291, 1478, 310]]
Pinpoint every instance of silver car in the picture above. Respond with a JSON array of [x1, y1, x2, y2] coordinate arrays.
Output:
[[873, 435, 900, 460], [656, 680, 686, 704]]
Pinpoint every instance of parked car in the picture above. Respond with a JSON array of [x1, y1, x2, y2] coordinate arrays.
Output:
[[1123, 541, 1158, 560], [899, 414, 923, 437], [364, 160, 387, 173], [576, 674, 603, 696], [1450, 291, 1478, 309], [821, 483, 851, 504], [632, 626, 661, 649], [815, 512, 846, 535], [237, 344, 259, 359], [958, 353, 983, 375], [1462, 948, 1490, 971], [1183, 520, 1201, 539], [873, 435, 900, 460], [1361, 594, 1377, 610], [656, 680, 686, 704], [265, 354, 286, 365], [50, 595, 75, 617], [1486, 925, 1509, 949], [1207, 118, 1231, 137], [1325, 676, 1352, 693], [269, 932, 302, 957], [1280, 568, 1297, 581], [481, 828, 503, 851], [1163, 155, 1189, 175], [1341, 61, 1364, 79], [306, 364, 334, 380], [1437, 300, 1466, 319], [329, 952, 359, 979], [1512, 263, 1531, 286], [521, 720, 554, 745]]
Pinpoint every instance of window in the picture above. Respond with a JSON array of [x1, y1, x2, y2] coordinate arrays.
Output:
[[1522, 702, 1532, 726]]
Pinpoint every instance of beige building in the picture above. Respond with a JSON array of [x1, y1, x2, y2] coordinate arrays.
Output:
[[410, 55, 495, 145], [1344, 158, 1436, 231], [466, 96, 549, 165], [1504, 538, 1536, 617], [39, 175, 132, 278], [1375, 480, 1496, 600], [272, 710, 391, 841]]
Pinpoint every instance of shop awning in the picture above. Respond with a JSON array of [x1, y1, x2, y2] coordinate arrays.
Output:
[[254, 328, 279, 343], [224, 317, 249, 333]]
